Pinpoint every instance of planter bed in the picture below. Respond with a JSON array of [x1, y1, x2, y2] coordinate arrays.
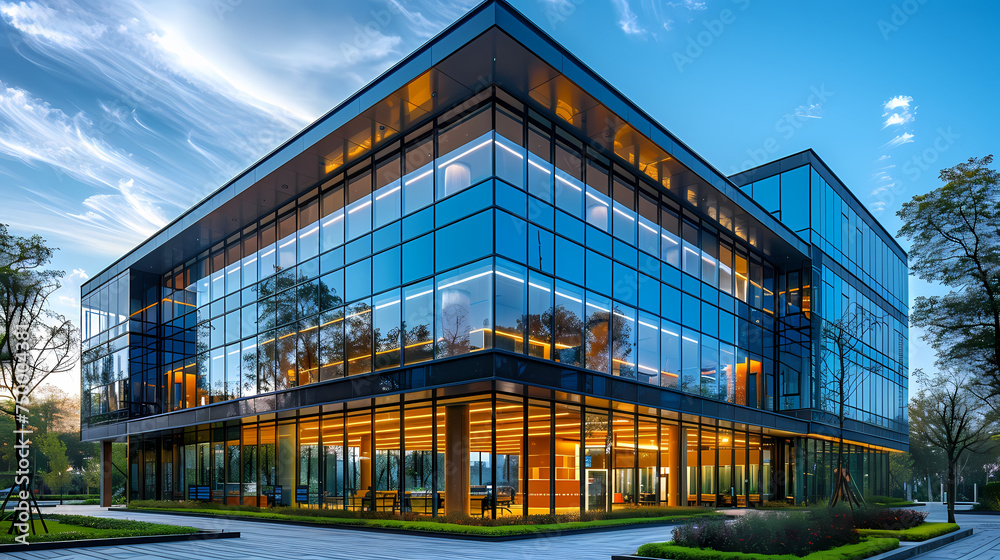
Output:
[[617, 537, 899, 560]]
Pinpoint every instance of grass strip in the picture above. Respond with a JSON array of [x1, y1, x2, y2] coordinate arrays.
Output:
[[857, 522, 959, 541], [0, 514, 199, 544], [129, 506, 719, 536], [636, 537, 899, 560]]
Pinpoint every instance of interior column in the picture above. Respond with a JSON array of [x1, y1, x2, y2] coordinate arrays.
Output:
[[100, 440, 113, 507], [360, 434, 372, 491], [445, 404, 470, 515], [666, 425, 680, 507]]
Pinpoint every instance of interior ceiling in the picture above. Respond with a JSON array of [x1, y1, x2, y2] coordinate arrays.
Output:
[[136, 26, 804, 278]]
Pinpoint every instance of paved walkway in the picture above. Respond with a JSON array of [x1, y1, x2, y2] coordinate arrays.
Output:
[[909, 502, 1000, 560], [4, 502, 997, 559], [1, 505, 681, 559]]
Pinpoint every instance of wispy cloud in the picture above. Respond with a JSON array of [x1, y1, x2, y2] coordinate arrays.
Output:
[[611, 0, 645, 35], [0, 1, 105, 48], [882, 94, 916, 128], [795, 103, 824, 119], [877, 154, 890, 161], [870, 201, 886, 212], [883, 132, 915, 148], [666, 0, 707, 10]]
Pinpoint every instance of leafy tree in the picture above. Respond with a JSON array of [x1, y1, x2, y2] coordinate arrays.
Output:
[[898, 156, 1000, 402], [820, 302, 884, 509], [888, 452, 914, 499], [0, 224, 78, 411], [37, 431, 72, 495], [909, 370, 996, 523], [82, 455, 101, 495]]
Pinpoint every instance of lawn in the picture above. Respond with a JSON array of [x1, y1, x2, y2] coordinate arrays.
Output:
[[0, 514, 199, 544], [127, 504, 721, 537], [636, 537, 899, 560], [857, 522, 959, 541]]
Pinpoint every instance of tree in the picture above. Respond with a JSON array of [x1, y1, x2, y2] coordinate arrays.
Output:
[[888, 452, 914, 499], [37, 431, 72, 496], [909, 370, 996, 523], [82, 455, 101, 495], [0, 224, 78, 411], [820, 302, 884, 509], [898, 156, 1000, 402]]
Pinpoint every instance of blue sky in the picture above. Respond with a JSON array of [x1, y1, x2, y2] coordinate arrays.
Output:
[[0, 0, 995, 393]]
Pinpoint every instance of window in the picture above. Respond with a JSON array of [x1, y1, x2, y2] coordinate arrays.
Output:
[[527, 271, 553, 360], [553, 281, 584, 367], [403, 280, 434, 364], [435, 260, 492, 358], [373, 290, 401, 370], [437, 106, 492, 199], [495, 260, 526, 353], [585, 291, 611, 374]]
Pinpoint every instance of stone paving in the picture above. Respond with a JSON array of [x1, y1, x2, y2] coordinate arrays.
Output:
[[0, 501, 995, 560], [0, 504, 681, 559]]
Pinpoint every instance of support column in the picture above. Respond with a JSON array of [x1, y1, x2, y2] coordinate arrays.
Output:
[[667, 425, 680, 507], [100, 441, 113, 507], [445, 404, 470, 516], [359, 434, 372, 491]]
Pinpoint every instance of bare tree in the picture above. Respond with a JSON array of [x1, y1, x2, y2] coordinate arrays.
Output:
[[910, 370, 996, 523], [821, 302, 885, 509], [0, 225, 77, 413]]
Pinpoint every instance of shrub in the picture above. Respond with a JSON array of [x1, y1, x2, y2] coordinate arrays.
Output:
[[973, 482, 1000, 511], [671, 510, 859, 556], [852, 508, 926, 530]]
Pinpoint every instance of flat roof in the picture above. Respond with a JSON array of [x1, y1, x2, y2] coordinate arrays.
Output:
[[729, 149, 908, 262], [83, 0, 810, 296]]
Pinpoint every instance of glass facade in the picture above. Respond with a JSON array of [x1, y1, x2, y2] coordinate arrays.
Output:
[[81, 7, 905, 512], [738, 163, 908, 433], [124, 394, 890, 508]]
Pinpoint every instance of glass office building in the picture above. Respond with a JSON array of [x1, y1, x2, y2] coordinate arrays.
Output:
[[81, 0, 906, 514]]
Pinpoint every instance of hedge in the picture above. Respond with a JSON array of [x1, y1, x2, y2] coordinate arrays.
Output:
[[857, 522, 959, 541], [636, 537, 899, 560]]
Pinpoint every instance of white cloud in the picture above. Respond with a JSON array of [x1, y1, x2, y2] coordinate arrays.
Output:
[[883, 95, 913, 111], [611, 0, 645, 34], [666, 0, 707, 10], [0, 1, 106, 48], [870, 201, 886, 212], [883, 132, 915, 148], [795, 103, 824, 119], [881, 95, 915, 128], [877, 154, 890, 161]]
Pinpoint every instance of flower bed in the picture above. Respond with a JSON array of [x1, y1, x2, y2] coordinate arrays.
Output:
[[853, 508, 927, 530]]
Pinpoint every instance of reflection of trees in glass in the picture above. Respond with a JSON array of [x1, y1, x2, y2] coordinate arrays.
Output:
[[585, 308, 610, 373], [610, 306, 635, 379], [239, 273, 344, 393], [346, 303, 373, 374], [405, 451, 435, 491], [402, 320, 432, 363], [439, 291, 472, 357]]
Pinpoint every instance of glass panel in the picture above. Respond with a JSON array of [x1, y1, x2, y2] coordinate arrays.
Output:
[[527, 272, 553, 360], [585, 291, 611, 374], [585, 410, 609, 511], [611, 304, 637, 380], [322, 413, 345, 509], [403, 281, 434, 364], [403, 136, 434, 215], [495, 260, 526, 353], [374, 154, 402, 228], [496, 400, 524, 516], [637, 312, 659, 384], [612, 413, 635, 507], [527, 403, 551, 514], [681, 329, 700, 393], [553, 281, 584, 368], [321, 183, 345, 251], [346, 412, 370, 510], [437, 121, 493, 199], [299, 420, 320, 506], [404, 404, 436, 513], [373, 290, 401, 371], [346, 299, 373, 375], [319, 307, 345, 380], [435, 260, 493, 358]]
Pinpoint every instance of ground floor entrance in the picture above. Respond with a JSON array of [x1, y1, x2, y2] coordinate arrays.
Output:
[[124, 390, 890, 515]]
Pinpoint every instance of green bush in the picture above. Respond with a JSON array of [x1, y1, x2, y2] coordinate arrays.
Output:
[[973, 482, 1000, 511], [0, 514, 198, 544], [127, 500, 712, 527], [636, 537, 898, 560], [38, 494, 98, 501], [670, 510, 858, 556], [81, 498, 100, 505], [857, 522, 958, 541]]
